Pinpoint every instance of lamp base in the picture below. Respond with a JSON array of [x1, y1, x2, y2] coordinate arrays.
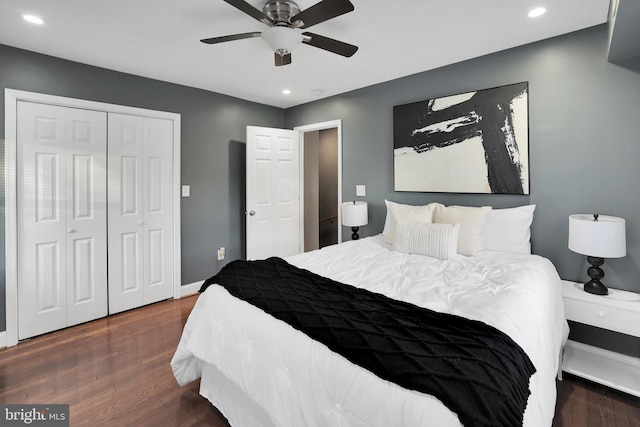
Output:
[[351, 226, 360, 240], [584, 280, 609, 295], [583, 256, 608, 295]]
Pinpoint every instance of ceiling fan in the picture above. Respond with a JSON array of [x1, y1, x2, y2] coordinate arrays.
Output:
[[201, 0, 358, 66]]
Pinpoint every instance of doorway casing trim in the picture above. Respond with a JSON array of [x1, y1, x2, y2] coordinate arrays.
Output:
[[294, 120, 343, 246], [4, 88, 182, 347]]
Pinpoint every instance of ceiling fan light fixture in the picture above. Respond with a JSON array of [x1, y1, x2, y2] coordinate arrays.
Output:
[[261, 26, 303, 56]]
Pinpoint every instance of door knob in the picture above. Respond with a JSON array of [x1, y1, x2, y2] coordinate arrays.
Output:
[[249, 210, 256, 216], [67, 228, 76, 233]]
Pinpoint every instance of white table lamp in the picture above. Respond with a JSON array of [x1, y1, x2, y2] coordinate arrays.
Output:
[[342, 201, 368, 240], [568, 214, 626, 295]]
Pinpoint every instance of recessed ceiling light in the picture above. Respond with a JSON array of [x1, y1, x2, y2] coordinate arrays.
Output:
[[528, 7, 546, 18], [282, 89, 291, 95], [23, 14, 44, 25]]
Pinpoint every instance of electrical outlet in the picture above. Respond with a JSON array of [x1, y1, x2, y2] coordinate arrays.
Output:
[[356, 184, 366, 197], [217, 247, 225, 260]]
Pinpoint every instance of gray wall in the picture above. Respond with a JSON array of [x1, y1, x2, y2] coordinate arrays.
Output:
[[285, 25, 640, 296], [0, 44, 284, 332]]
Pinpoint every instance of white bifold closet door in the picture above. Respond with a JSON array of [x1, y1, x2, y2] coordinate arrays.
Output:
[[107, 113, 174, 314], [17, 101, 108, 340]]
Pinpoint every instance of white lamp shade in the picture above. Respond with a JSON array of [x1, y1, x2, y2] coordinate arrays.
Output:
[[261, 26, 303, 54], [342, 201, 368, 227], [568, 214, 626, 258]]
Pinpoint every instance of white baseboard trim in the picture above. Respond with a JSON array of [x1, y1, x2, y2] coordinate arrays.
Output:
[[0, 331, 6, 349], [180, 281, 203, 298]]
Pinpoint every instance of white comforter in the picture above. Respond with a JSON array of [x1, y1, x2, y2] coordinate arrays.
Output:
[[172, 236, 569, 427]]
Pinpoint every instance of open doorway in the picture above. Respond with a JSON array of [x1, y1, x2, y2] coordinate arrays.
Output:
[[295, 120, 342, 252], [303, 128, 339, 251]]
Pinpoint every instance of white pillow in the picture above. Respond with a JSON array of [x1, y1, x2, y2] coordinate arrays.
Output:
[[392, 219, 459, 260], [434, 205, 492, 256], [483, 205, 536, 254], [382, 200, 441, 244]]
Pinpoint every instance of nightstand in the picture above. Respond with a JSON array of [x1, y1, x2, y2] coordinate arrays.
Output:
[[561, 280, 640, 397]]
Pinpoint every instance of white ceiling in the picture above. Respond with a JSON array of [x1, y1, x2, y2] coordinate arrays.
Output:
[[0, 0, 612, 108]]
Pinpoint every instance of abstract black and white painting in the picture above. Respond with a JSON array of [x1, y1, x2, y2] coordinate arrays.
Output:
[[393, 82, 529, 194]]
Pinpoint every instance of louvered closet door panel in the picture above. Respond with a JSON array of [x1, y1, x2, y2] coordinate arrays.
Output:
[[142, 117, 174, 304], [108, 113, 145, 314], [65, 108, 108, 326]]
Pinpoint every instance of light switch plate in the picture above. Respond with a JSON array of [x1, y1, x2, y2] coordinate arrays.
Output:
[[356, 185, 366, 197], [181, 185, 190, 197]]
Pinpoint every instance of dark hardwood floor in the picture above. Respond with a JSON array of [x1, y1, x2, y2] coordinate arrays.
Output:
[[0, 295, 229, 427], [1, 295, 638, 426], [554, 373, 640, 427]]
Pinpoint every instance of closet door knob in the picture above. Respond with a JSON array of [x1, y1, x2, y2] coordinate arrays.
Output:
[[67, 228, 76, 234]]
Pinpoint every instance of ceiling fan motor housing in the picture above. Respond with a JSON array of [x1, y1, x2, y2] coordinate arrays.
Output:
[[263, 0, 302, 26]]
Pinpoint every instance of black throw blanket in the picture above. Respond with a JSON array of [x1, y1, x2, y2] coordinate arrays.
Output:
[[200, 257, 536, 427]]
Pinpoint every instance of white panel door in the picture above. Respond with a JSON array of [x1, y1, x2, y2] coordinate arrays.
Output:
[[65, 108, 108, 326], [246, 126, 300, 260], [18, 102, 67, 339], [17, 102, 107, 339], [141, 117, 174, 305], [108, 113, 174, 313], [108, 113, 144, 313]]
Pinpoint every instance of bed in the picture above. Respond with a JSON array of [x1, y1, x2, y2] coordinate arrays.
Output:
[[172, 202, 569, 427]]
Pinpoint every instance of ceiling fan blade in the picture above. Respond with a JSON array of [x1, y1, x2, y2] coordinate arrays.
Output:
[[291, 0, 354, 29], [201, 32, 262, 44], [223, 0, 275, 25], [302, 32, 358, 57], [275, 53, 292, 67]]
